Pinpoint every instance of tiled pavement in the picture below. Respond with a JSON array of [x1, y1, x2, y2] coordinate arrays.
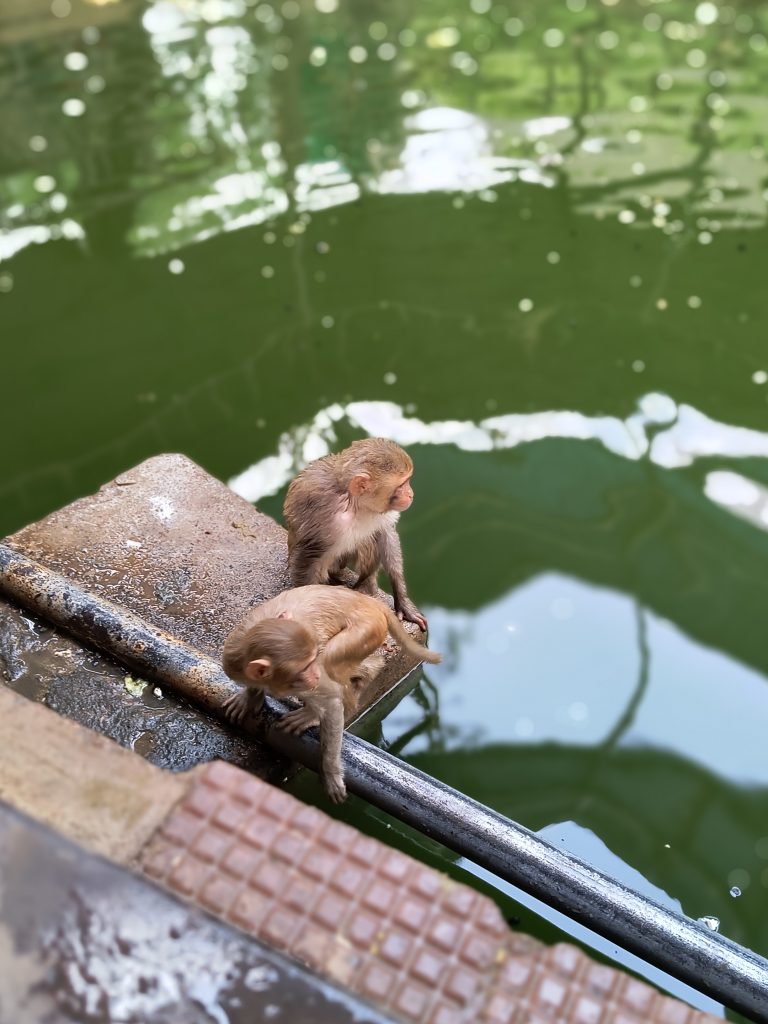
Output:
[[141, 760, 720, 1024]]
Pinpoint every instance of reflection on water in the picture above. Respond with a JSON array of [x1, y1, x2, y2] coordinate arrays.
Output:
[[3, 0, 768, 1014]]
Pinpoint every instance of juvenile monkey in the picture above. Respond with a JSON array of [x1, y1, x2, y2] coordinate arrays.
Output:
[[221, 584, 441, 802], [283, 437, 427, 630]]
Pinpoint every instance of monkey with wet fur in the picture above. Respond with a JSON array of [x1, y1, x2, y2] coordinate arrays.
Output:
[[221, 584, 441, 802], [283, 437, 427, 630]]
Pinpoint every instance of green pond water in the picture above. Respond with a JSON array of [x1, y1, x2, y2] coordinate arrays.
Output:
[[2, 0, 768, 1015]]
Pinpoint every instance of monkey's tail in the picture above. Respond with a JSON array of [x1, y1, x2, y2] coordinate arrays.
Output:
[[384, 609, 442, 665]]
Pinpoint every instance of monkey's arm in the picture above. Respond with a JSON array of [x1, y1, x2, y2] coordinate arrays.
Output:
[[318, 692, 346, 803], [288, 539, 330, 586], [222, 686, 265, 726], [377, 525, 427, 631]]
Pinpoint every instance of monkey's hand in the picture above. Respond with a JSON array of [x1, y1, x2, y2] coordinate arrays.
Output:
[[278, 707, 321, 735], [395, 598, 428, 632], [324, 773, 347, 804], [222, 688, 264, 726]]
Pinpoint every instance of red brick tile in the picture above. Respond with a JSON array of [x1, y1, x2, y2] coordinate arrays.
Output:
[[379, 928, 413, 968], [262, 906, 303, 950], [191, 827, 231, 864], [619, 976, 656, 1014], [161, 810, 204, 846], [604, 1013, 643, 1024], [312, 892, 349, 930], [547, 942, 583, 978], [379, 851, 411, 884], [460, 932, 500, 971], [411, 869, 444, 900], [429, 1003, 465, 1024], [141, 840, 179, 881], [284, 874, 320, 915], [411, 948, 446, 986], [262, 786, 296, 821], [445, 966, 481, 1006], [199, 873, 240, 915], [482, 992, 518, 1024], [302, 845, 340, 883], [444, 885, 477, 918], [429, 915, 463, 952], [499, 957, 534, 991], [330, 860, 367, 898], [221, 842, 260, 880], [362, 878, 396, 915], [233, 773, 263, 806], [350, 834, 382, 868], [229, 887, 270, 933], [654, 1001, 691, 1024], [241, 813, 280, 849], [293, 923, 331, 969], [583, 963, 619, 997], [212, 800, 245, 835], [326, 944, 362, 986], [535, 976, 567, 1012], [181, 783, 221, 819], [168, 855, 210, 897], [249, 859, 288, 898], [361, 962, 398, 1002], [474, 900, 508, 938], [204, 760, 242, 790], [272, 828, 311, 865], [291, 804, 326, 836], [571, 995, 605, 1024], [395, 896, 430, 934], [346, 911, 381, 949], [395, 981, 430, 1019], [320, 819, 357, 852]]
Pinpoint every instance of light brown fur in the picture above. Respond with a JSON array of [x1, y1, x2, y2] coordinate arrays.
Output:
[[221, 585, 441, 802]]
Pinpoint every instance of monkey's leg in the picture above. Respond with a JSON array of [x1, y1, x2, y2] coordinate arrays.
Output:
[[377, 526, 427, 630], [352, 536, 380, 594], [222, 687, 265, 726], [288, 540, 331, 586], [318, 694, 346, 803]]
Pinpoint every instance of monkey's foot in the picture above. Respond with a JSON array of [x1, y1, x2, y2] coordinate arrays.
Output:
[[222, 689, 264, 726], [324, 773, 347, 803], [395, 599, 428, 632], [277, 707, 321, 735]]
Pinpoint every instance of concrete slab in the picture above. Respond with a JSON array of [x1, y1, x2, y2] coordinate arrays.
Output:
[[0, 801, 398, 1024]]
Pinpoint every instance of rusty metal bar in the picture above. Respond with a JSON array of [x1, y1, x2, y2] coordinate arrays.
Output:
[[1, 541, 767, 1022]]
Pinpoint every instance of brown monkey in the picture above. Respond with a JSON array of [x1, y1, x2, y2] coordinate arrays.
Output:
[[221, 585, 441, 802], [283, 437, 427, 630]]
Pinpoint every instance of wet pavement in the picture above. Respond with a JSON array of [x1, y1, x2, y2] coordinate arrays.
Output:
[[0, 801, 397, 1024]]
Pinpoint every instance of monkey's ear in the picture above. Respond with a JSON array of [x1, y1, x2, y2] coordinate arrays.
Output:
[[349, 473, 371, 497], [276, 610, 293, 620], [244, 658, 271, 682]]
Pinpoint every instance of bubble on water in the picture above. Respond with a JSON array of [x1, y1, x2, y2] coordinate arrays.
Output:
[[598, 30, 619, 49], [698, 231, 713, 245], [315, 241, 330, 254], [518, 298, 534, 313], [368, 20, 387, 40], [618, 209, 636, 224], [452, 196, 465, 209], [687, 48, 707, 68], [632, 162, 645, 175], [377, 42, 397, 60], [567, 0, 586, 10], [543, 28, 565, 48], [696, 2, 718, 25], [50, 193, 67, 213], [0, 273, 13, 294], [730, 886, 742, 898], [34, 175, 56, 193], [427, 26, 460, 48], [504, 17, 524, 36], [687, 295, 702, 309], [470, 0, 491, 12], [315, 0, 337, 11], [752, 371, 767, 385], [383, 372, 397, 385], [62, 98, 86, 117], [547, 251, 560, 264], [656, 72, 674, 91], [399, 28, 416, 46], [697, 916, 720, 932], [168, 259, 185, 274], [656, 298, 668, 311], [82, 25, 100, 44], [349, 45, 367, 63], [51, 0, 71, 16], [321, 315, 334, 328], [709, 69, 727, 87], [272, 53, 289, 70], [64, 51, 88, 71], [309, 45, 327, 66], [86, 75, 106, 93], [629, 275, 642, 288], [29, 135, 48, 152], [643, 12, 662, 31], [261, 265, 274, 278], [626, 129, 642, 144], [629, 96, 647, 113], [281, 0, 300, 17], [632, 360, 646, 373]]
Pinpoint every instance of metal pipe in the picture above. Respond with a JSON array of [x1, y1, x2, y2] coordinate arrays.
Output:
[[1, 542, 766, 1022]]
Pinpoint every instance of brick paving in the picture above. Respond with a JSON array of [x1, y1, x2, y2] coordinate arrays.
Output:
[[140, 760, 720, 1024]]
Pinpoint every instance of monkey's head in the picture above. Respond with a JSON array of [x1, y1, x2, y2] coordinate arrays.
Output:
[[343, 438, 414, 513], [222, 612, 321, 697]]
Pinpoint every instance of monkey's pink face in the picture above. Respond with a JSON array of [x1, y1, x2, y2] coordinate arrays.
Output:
[[388, 475, 413, 512]]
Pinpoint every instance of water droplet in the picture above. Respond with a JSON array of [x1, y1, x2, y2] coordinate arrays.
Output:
[[261, 265, 274, 278], [505, 17, 524, 36], [687, 295, 702, 309], [64, 51, 88, 71], [281, 0, 300, 17], [629, 275, 642, 288], [0, 273, 14, 294], [321, 315, 334, 328], [696, 2, 718, 25], [315, 0, 337, 10], [598, 30, 619, 49], [618, 209, 636, 224], [168, 259, 185, 274], [547, 251, 560, 264], [543, 28, 565, 48], [751, 371, 767, 385], [518, 298, 534, 312], [656, 298, 668, 311], [698, 231, 713, 244], [29, 135, 47, 152], [315, 241, 330, 254], [85, 75, 105, 94], [62, 98, 86, 117], [632, 359, 646, 373], [730, 886, 741, 898], [377, 42, 396, 60], [368, 20, 387, 40], [50, 193, 67, 213], [349, 45, 367, 63], [82, 25, 100, 44], [272, 53, 289, 71], [34, 175, 56, 194], [383, 371, 397, 385], [629, 95, 648, 113], [687, 48, 707, 68], [51, 0, 71, 16], [697, 916, 720, 932]]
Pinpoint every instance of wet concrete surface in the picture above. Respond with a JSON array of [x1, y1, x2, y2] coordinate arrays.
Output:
[[0, 801, 397, 1024]]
